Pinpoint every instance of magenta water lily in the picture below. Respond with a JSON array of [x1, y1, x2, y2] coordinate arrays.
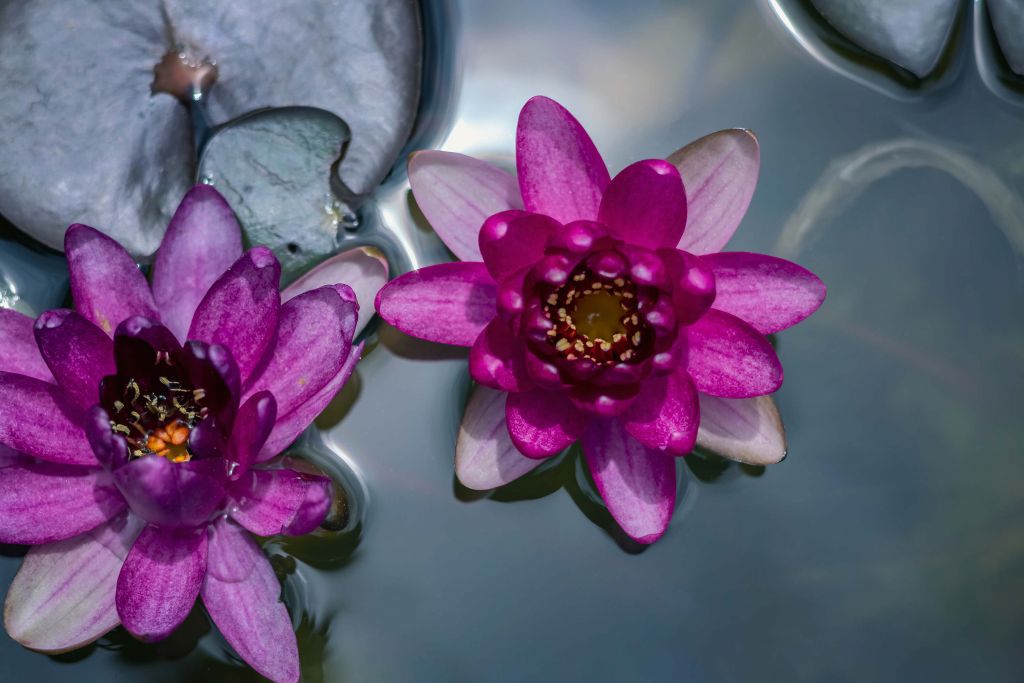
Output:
[[376, 96, 826, 544], [0, 185, 377, 683]]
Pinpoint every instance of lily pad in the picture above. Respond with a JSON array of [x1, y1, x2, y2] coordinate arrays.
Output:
[[989, 0, 1024, 75]]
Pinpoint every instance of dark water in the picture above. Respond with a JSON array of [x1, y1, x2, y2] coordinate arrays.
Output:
[[2, 0, 1024, 681]]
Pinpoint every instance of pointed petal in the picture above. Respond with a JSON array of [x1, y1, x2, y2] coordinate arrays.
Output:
[[701, 252, 826, 334], [598, 159, 687, 249], [65, 224, 158, 336], [409, 150, 523, 262], [375, 262, 497, 346], [478, 210, 560, 281], [34, 309, 114, 410], [516, 96, 610, 223], [112, 456, 226, 529], [582, 418, 677, 544], [506, 388, 587, 458], [669, 130, 760, 255], [456, 385, 543, 490], [152, 185, 244, 341], [0, 460, 125, 544], [623, 371, 699, 455], [282, 247, 388, 337], [227, 392, 277, 476], [469, 318, 531, 393], [116, 525, 207, 641], [0, 371, 96, 465], [4, 513, 143, 653], [229, 468, 331, 537], [696, 394, 787, 465], [202, 519, 299, 683], [0, 308, 51, 381], [686, 309, 783, 398]]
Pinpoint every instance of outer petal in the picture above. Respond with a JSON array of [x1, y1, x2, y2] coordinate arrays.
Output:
[[696, 394, 787, 465], [4, 513, 144, 653], [0, 460, 125, 544], [112, 455, 225, 529], [478, 210, 560, 281], [598, 159, 687, 249], [582, 418, 677, 544], [686, 310, 783, 398], [506, 388, 587, 458], [229, 468, 331, 536], [456, 385, 542, 490], [152, 185, 245, 341], [468, 318, 531, 393], [34, 309, 114, 410], [188, 247, 281, 382], [65, 224, 158, 335], [516, 96, 611, 223], [0, 371, 97, 466], [202, 519, 299, 683], [116, 525, 207, 641], [375, 262, 497, 346], [409, 150, 523, 262], [669, 129, 760, 255], [700, 252, 826, 334], [623, 371, 699, 455], [282, 247, 388, 337], [0, 308, 52, 381]]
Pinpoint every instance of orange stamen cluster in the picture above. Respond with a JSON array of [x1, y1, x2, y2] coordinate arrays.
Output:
[[145, 420, 192, 463]]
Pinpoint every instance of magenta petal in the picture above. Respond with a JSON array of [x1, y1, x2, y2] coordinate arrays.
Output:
[[116, 525, 207, 641], [0, 460, 125, 544], [582, 418, 677, 544], [84, 406, 129, 469], [227, 392, 277, 477], [282, 247, 388, 338], [229, 468, 331, 536], [469, 318, 531, 393], [598, 159, 687, 249], [202, 518, 299, 683], [375, 262, 497, 347], [152, 185, 245, 341], [701, 252, 826, 334], [623, 371, 699, 455], [456, 385, 543, 490], [4, 513, 143, 653], [669, 129, 760, 255], [188, 247, 281, 382], [0, 371, 96, 465], [258, 342, 363, 460], [516, 96, 611, 223], [479, 210, 560, 281], [408, 150, 523, 262], [112, 456, 225, 529], [0, 308, 52, 381], [696, 394, 787, 465], [65, 224, 159, 336], [244, 285, 356, 418], [505, 388, 587, 458], [34, 309, 114, 410], [686, 310, 783, 398]]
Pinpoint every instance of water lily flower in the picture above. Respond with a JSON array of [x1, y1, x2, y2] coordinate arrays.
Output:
[[377, 96, 826, 544], [0, 185, 382, 682]]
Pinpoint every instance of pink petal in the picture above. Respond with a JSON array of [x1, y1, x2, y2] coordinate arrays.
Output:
[[686, 309, 783, 398], [701, 252, 826, 334], [202, 518, 300, 683], [468, 318, 531, 393], [408, 150, 522, 262], [505, 388, 587, 458], [516, 96, 610, 223], [227, 392, 277, 476], [598, 159, 687, 249], [375, 262, 497, 347], [582, 418, 677, 544], [282, 246, 388, 337], [669, 129, 760, 255], [0, 308, 52, 381], [4, 513, 143, 653], [696, 394, 787, 465], [151, 185, 244, 342], [65, 224, 159, 336], [229, 468, 332, 536], [0, 371, 97, 466], [33, 309, 114, 410], [456, 384, 543, 490], [623, 371, 699, 455], [478, 210, 560, 281], [116, 525, 207, 641]]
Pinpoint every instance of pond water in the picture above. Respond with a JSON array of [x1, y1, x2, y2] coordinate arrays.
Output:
[[2, 0, 1024, 681]]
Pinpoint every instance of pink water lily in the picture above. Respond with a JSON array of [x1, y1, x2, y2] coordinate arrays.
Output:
[[0, 185, 385, 682], [377, 96, 825, 544]]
